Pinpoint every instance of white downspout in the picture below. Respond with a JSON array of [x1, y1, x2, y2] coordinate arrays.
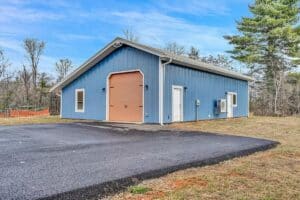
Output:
[[159, 57, 172, 125]]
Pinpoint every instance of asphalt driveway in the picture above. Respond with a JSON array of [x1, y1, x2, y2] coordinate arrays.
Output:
[[0, 123, 277, 200]]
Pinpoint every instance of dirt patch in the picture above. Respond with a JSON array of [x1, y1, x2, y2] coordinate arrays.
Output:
[[168, 177, 208, 189]]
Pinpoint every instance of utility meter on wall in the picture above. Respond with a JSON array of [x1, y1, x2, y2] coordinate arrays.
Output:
[[195, 99, 200, 106]]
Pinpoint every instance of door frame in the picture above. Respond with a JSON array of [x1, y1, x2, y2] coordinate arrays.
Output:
[[226, 92, 236, 118], [106, 69, 144, 123], [172, 85, 184, 122]]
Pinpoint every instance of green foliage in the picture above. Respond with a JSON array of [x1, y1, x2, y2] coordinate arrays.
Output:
[[128, 185, 152, 194], [225, 0, 300, 114], [225, 0, 299, 67], [287, 72, 300, 84]]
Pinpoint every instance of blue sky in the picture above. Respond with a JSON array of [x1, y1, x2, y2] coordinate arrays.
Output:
[[0, 0, 253, 76]]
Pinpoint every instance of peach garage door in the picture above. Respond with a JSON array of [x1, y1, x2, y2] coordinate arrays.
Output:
[[109, 71, 143, 122]]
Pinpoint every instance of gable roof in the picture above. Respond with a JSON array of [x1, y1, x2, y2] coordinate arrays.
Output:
[[50, 37, 253, 93]]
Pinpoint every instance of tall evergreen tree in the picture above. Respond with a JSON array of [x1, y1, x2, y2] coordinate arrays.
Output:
[[224, 0, 300, 114]]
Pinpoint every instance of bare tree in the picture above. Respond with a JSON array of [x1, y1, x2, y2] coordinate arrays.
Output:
[[201, 55, 237, 71], [164, 42, 185, 55], [188, 46, 199, 60], [286, 72, 300, 114], [38, 72, 51, 106], [122, 28, 139, 42], [23, 39, 45, 89], [20, 65, 31, 104], [55, 59, 73, 82], [0, 49, 10, 79], [0, 49, 13, 110]]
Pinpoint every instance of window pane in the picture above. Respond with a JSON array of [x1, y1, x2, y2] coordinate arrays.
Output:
[[233, 94, 237, 105], [76, 90, 84, 111], [77, 91, 83, 102], [77, 102, 83, 110]]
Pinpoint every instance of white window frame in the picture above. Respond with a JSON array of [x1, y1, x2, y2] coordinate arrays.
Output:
[[75, 88, 85, 112]]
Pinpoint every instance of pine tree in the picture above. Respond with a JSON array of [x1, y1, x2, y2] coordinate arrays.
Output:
[[224, 0, 300, 114]]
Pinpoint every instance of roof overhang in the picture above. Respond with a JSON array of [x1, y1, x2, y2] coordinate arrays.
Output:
[[165, 58, 253, 81], [50, 37, 253, 93]]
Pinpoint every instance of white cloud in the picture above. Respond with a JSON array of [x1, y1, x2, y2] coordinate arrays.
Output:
[[0, 5, 63, 23], [0, 37, 23, 53], [0, 37, 58, 75], [55, 33, 105, 41], [0, 0, 236, 75], [153, 0, 230, 16], [109, 11, 231, 55]]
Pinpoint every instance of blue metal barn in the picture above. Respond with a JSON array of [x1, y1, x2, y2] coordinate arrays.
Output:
[[50, 38, 252, 124]]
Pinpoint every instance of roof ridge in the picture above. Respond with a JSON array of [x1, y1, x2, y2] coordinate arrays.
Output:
[[50, 37, 252, 92], [117, 37, 250, 79]]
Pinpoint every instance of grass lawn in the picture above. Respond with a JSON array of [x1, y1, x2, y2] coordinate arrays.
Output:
[[0, 115, 79, 126], [105, 116, 300, 200]]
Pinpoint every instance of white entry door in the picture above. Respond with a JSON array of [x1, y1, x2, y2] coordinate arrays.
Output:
[[172, 86, 183, 122], [227, 93, 233, 118]]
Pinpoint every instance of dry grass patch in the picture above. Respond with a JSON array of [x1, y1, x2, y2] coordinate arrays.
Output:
[[0, 116, 80, 126], [105, 116, 300, 200]]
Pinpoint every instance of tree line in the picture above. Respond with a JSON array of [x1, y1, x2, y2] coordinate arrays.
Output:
[[0, 0, 298, 116], [124, 0, 300, 116], [225, 0, 299, 116], [0, 39, 73, 111]]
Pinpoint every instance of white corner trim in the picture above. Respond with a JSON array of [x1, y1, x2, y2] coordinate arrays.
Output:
[[159, 57, 172, 125], [158, 59, 164, 125], [248, 84, 250, 117], [75, 88, 85, 113], [60, 89, 62, 118], [105, 69, 145, 123]]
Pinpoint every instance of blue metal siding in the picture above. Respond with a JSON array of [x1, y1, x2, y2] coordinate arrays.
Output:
[[163, 64, 249, 123], [61, 46, 159, 123]]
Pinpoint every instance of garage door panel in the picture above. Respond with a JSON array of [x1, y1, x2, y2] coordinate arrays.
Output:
[[109, 71, 143, 122]]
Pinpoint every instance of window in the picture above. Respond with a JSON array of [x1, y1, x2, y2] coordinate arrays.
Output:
[[232, 93, 237, 107], [75, 89, 85, 112]]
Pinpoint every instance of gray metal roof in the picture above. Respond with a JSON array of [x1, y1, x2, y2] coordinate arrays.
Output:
[[50, 37, 252, 93]]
